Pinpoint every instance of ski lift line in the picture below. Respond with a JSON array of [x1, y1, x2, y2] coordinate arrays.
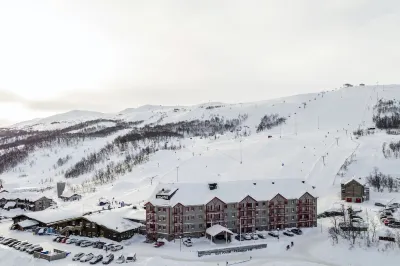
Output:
[[305, 139, 337, 181]]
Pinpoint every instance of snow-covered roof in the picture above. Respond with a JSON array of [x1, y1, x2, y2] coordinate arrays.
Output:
[[4, 201, 16, 208], [122, 208, 146, 222], [148, 179, 317, 206], [60, 189, 80, 198], [17, 219, 39, 228], [206, 224, 233, 236], [84, 210, 143, 233], [0, 192, 51, 202], [21, 209, 82, 225]]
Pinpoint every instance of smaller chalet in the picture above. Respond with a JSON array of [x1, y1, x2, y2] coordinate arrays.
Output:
[[341, 178, 369, 203], [0, 192, 55, 212], [60, 190, 82, 202]]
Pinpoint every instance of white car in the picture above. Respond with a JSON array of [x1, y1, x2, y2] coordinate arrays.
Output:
[[103, 243, 114, 250], [72, 252, 85, 261], [252, 234, 259, 240], [111, 244, 123, 251], [115, 255, 125, 264], [80, 253, 94, 262], [66, 238, 76, 244], [183, 239, 193, 247], [20, 243, 33, 251], [244, 233, 252, 240], [81, 241, 93, 247], [126, 253, 136, 263]]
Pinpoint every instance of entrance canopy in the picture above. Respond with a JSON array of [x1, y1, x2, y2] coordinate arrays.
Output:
[[206, 224, 233, 237]]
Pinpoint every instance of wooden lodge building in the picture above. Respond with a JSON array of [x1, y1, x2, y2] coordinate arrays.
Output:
[[12, 207, 144, 242]]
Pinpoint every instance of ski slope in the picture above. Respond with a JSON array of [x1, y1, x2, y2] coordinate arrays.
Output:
[[1, 84, 400, 265]]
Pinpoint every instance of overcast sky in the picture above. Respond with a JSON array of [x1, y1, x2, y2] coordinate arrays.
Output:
[[1, 0, 400, 125]]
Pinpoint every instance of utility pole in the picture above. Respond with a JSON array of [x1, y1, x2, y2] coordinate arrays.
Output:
[[335, 137, 340, 146], [294, 113, 298, 136], [176, 167, 179, 182], [240, 140, 243, 164], [322, 155, 326, 166], [318, 116, 319, 130]]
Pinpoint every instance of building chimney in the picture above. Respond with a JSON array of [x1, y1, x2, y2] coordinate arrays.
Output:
[[272, 182, 275, 185], [301, 181, 305, 184]]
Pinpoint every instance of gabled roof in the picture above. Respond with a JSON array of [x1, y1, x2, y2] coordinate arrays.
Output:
[[343, 178, 364, 186], [84, 210, 144, 233], [206, 224, 233, 236], [149, 179, 317, 206], [0, 192, 52, 202], [18, 209, 82, 225]]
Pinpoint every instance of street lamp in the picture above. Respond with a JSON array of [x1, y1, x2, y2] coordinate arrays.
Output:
[[179, 235, 182, 252]]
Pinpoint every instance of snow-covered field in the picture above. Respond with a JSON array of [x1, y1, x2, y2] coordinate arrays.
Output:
[[1, 84, 400, 265]]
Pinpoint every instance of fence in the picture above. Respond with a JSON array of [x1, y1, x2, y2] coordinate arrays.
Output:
[[379, 236, 395, 242], [33, 249, 67, 261], [198, 244, 267, 257]]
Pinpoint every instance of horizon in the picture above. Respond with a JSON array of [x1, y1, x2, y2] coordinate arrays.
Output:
[[2, 1, 400, 125]]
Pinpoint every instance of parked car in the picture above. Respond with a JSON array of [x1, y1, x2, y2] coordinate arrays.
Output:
[[25, 245, 40, 253], [183, 238, 192, 247], [102, 254, 114, 264], [9, 241, 21, 247], [388, 223, 400, 228], [53, 236, 62, 242], [103, 243, 114, 251], [268, 232, 279, 238], [115, 255, 125, 264], [389, 203, 400, 208], [80, 253, 94, 262], [235, 234, 245, 241], [20, 243, 33, 251], [375, 202, 385, 207], [283, 231, 294, 237], [66, 238, 77, 244], [244, 233, 252, 240], [291, 228, 303, 235], [14, 242, 27, 249], [1, 238, 13, 245], [75, 239, 84, 246], [81, 241, 93, 247], [111, 244, 123, 251], [90, 255, 103, 264], [257, 233, 267, 239], [153, 241, 165, 248], [57, 237, 65, 243], [72, 252, 85, 261], [61, 238, 69, 243], [251, 233, 259, 240], [94, 242, 106, 249], [27, 246, 43, 254], [126, 253, 137, 263]]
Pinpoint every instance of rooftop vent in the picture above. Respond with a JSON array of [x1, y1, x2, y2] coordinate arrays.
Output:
[[208, 183, 218, 190], [253, 183, 256, 185], [302, 181, 305, 184], [312, 186, 316, 189], [272, 182, 275, 185]]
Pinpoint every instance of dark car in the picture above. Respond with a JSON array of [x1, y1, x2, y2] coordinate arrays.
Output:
[[102, 254, 114, 264], [375, 202, 385, 207], [388, 222, 400, 228], [291, 228, 303, 235], [257, 233, 267, 239], [9, 240, 21, 247], [268, 232, 279, 238], [153, 241, 165, 248], [283, 231, 294, 237], [235, 234, 245, 241], [53, 236, 61, 242], [90, 255, 103, 264], [75, 239, 84, 246], [28, 246, 43, 254]]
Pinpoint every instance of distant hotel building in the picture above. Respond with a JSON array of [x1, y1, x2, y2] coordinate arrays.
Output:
[[145, 179, 318, 240]]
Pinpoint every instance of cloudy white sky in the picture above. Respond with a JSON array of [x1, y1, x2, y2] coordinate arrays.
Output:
[[1, 0, 400, 125]]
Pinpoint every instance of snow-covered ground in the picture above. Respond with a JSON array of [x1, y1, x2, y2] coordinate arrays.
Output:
[[1, 84, 400, 265]]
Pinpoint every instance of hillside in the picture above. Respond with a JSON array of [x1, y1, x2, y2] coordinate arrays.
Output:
[[0, 85, 398, 209], [1, 84, 400, 265]]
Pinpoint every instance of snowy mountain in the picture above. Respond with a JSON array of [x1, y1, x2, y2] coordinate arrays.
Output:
[[1, 84, 400, 265]]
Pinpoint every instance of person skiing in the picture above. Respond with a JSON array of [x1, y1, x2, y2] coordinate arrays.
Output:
[[291, 241, 294, 247], [286, 245, 290, 251]]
